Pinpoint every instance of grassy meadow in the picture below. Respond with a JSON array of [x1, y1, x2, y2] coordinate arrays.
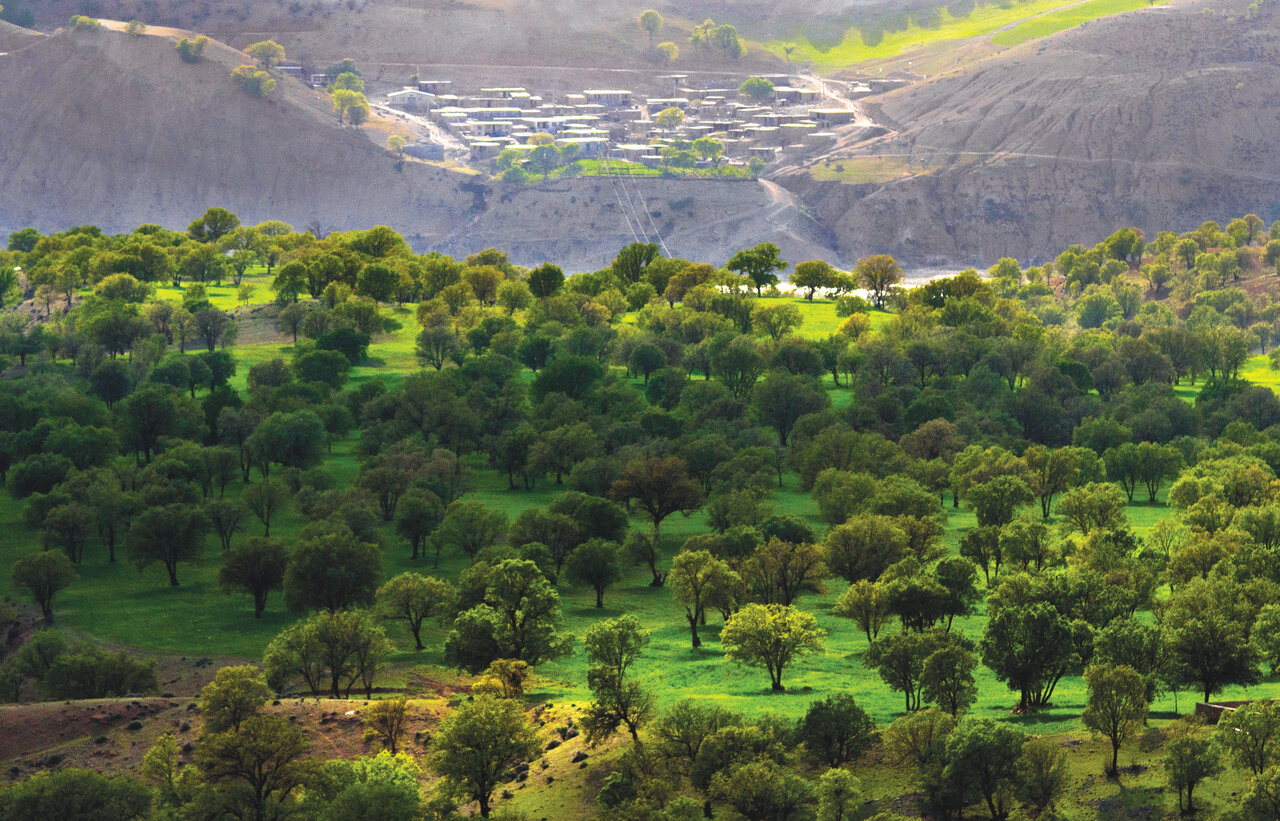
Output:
[[5, 280, 1277, 816]]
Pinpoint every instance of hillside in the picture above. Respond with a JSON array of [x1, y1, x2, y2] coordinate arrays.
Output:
[[0, 24, 837, 269], [778, 0, 1280, 265]]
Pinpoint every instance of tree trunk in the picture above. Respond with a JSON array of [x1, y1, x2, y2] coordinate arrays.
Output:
[[412, 625, 424, 651], [687, 615, 701, 648], [166, 562, 179, 586], [254, 590, 267, 618], [595, 588, 604, 608]]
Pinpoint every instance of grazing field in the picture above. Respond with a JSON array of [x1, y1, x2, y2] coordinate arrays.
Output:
[[991, 0, 1172, 46]]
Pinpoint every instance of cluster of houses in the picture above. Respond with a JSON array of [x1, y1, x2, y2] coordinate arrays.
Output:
[[382, 74, 868, 171]]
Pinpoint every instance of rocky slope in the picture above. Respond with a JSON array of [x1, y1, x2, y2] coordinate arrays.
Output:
[[778, 0, 1280, 266], [0, 24, 835, 270]]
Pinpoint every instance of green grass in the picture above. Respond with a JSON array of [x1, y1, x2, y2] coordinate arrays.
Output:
[[768, 0, 1169, 71], [991, 0, 1170, 46], [10, 294, 1280, 817]]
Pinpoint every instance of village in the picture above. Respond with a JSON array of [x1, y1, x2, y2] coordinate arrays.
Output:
[[370, 70, 902, 174]]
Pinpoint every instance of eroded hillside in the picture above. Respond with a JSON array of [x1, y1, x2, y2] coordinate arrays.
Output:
[[778, 0, 1280, 265]]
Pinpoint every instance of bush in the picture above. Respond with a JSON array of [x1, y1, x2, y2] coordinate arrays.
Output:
[[43, 647, 157, 699], [232, 64, 276, 97], [176, 35, 209, 63]]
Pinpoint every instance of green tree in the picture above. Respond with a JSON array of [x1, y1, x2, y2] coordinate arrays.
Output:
[[1162, 577, 1262, 703], [943, 719, 1025, 821], [127, 504, 207, 587], [581, 615, 655, 743], [797, 692, 875, 767], [855, 254, 903, 309], [565, 538, 623, 608], [669, 549, 739, 647], [738, 76, 775, 103], [751, 370, 827, 445], [444, 559, 570, 671], [40, 502, 94, 565], [1082, 664, 1148, 776], [815, 767, 862, 821], [219, 537, 287, 618], [980, 602, 1076, 711], [791, 259, 837, 300], [375, 572, 454, 651], [199, 664, 270, 732], [967, 475, 1033, 528], [284, 523, 382, 613], [197, 714, 316, 820], [10, 550, 76, 626], [922, 643, 978, 716], [428, 695, 539, 818], [1218, 701, 1280, 776], [638, 9, 663, 47], [245, 40, 285, 67], [727, 242, 787, 295], [243, 477, 288, 536], [1165, 721, 1222, 815], [332, 89, 371, 124], [611, 456, 705, 546], [654, 106, 685, 129], [720, 603, 826, 692], [527, 144, 561, 179], [0, 769, 151, 820]]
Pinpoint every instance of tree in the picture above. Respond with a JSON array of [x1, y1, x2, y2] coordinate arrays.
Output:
[[943, 719, 1025, 821], [638, 9, 663, 47], [284, 523, 383, 613], [1056, 482, 1127, 534], [854, 254, 903, 309], [431, 500, 506, 565], [710, 760, 814, 821], [188, 207, 241, 243], [744, 538, 828, 606], [1162, 577, 1262, 703], [833, 579, 890, 642], [816, 767, 862, 821], [1082, 664, 1148, 776], [824, 514, 909, 583], [565, 539, 622, 608], [980, 602, 1076, 711], [197, 715, 316, 820], [0, 769, 151, 820], [376, 572, 454, 651], [791, 260, 837, 300], [264, 609, 389, 699], [200, 664, 270, 732], [40, 503, 95, 564], [393, 489, 443, 563], [11, 551, 76, 626], [526, 262, 565, 298], [245, 40, 285, 67], [922, 643, 978, 716], [752, 370, 827, 445], [866, 630, 937, 712], [219, 537, 287, 618], [363, 698, 411, 755], [738, 76, 775, 103], [611, 456, 705, 544], [127, 504, 208, 587], [1017, 736, 1069, 815], [428, 695, 539, 818], [445, 559, 569, 671], [1217, 701, 1280, 776], [797, 692, 875, 767], [669, 549, 739, 648], [581, 615, 655, 743], [654, 105, 685, 129], [968, 475, 1033, 528], [526, 144, 561, 179], [1165, 721, 1222, 815], [720, 603, 826, 692], [727, 243, 787, 295], [692, 136, 723, 165], [243, 477, 288, 536], [332, 89, 371, 124]]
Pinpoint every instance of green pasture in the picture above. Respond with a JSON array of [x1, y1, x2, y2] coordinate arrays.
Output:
[[768, 0, 1169, 71], [991, 0, 1171, 46]]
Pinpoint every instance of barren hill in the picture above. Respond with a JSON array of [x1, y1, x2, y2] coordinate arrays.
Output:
[[0, 24, 835, 270], [777, 0, 1280, 266]]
